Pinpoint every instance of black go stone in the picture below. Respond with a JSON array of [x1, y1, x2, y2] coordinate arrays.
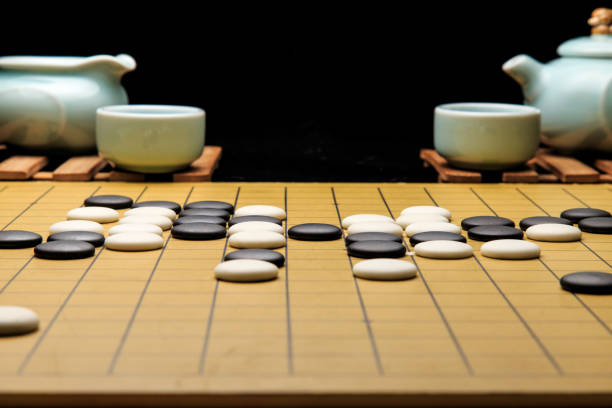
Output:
[[461, 216, 515, 231], [0, 230, 43, 249], [228, 215, 282, 227], [561, 208, 611, 223], [34, 240, 95, 260], [84, 194, 133, 209], [47, 231, 105, 247], [467, 225, 523, 242], [578, 217, 612, 234], [409, 231, 467, 247], [171, 223, 226, 240], [173, 216, 226, 226], [224, 249, 285, 267], [519, 216, 573, 231], [132, 200, 182, 214], [347, 240, 406, 259], [345, 232, 402, 246], [288, 223, 342, 241], [179, 208, 231, 221], [184, 200, 234, 214], [560, 271, 612, 294]]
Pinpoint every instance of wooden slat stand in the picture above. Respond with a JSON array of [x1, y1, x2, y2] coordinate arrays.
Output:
[[534, 150, 600, 183], [420, 149, 539, 183], [0, 156, 48, 180], [53, 156, 107, 181], [0, 146, 222, 182], [421, 148, 612, 183], [97, 146, 223, 182], [174, 145, 222, 181], [420, 149, 481, 182]]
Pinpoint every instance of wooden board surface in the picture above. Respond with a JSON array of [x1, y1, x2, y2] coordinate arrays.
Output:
[[1, 182, 612, 406]]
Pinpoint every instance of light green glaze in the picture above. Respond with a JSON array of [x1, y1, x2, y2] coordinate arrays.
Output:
[[0, 54, 135, 152], [503, 34, 612, 152], [434, 103, 540, 170], [96, 105, 205, 173]]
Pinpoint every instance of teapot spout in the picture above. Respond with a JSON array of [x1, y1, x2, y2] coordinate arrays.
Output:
[[502, 54, 544, 102]]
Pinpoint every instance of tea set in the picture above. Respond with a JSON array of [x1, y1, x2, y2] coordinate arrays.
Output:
[[0, 8, 610, 173], [436, 7, 612, 170], [0, 54, 205, 173]]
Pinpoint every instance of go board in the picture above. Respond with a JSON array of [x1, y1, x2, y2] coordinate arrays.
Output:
[[1, 181, 612, 406]]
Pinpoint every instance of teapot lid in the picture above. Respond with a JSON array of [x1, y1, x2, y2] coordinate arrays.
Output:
[[558, 34, 612, 58], [558, 8, 612, 57]]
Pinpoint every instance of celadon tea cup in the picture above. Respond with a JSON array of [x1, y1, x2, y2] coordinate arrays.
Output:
[[434, 103, 540, 170], [96, 105, 205, 173]]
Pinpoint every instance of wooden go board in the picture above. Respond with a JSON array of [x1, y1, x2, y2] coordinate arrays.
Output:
[[1, 181, 612, 406]]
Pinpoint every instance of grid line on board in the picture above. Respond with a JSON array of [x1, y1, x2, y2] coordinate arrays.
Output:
[[331, 187, 385, 376], [517, 187, 612, 336], [0, 185, 101, 299], [284, 186, 294, 375], [1, 186, 55, 230], [377, 187, 474, 376], [468, 187, 563, 375], [537, 257, 612, 336], [198, 187, 241, 375], [562, 188, 589, 207], [0, 257, 34, 295], [107, 186, 193, 375], [17, 247, 106, 375], [470, 187, 498, 217], [471, 255, 564, 375], [423, 187, 439, 207]]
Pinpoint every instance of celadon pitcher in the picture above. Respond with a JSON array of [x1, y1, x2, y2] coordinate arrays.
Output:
[[0, 54, 136, 152], [503, 8, 612, 152]]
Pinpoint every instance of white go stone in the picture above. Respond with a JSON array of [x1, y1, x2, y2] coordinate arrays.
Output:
[[214, 259, 279, 282], [228, 221, 284, 236], [347, 222, 404, 237], [526, 224, 582, 242], [119, 215, 172, 230], [234, 205, 286, 220], [229, 231, 286, 249], [341, 214, 396, 228], [352, 259, 417, 281], [49, 220, 104, 235], [414, 240, 473, 259], [108, 223, 163, 236], [105, 232, 164, 251], [123, 206, 177, 220], [405, 222, 461, 237], [0, 306, 39, 336], [66, 206, 119, 223], [480, 239, 540, 260], [400, 205, 451, 219], [396, 213, 449, 228]]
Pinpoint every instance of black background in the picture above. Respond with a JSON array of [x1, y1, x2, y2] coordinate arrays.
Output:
[[0, 3, 606, 181]]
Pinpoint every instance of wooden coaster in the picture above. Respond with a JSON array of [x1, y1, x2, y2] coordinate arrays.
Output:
[[0, 146, 222, 181], [420, 149, 539, 183]]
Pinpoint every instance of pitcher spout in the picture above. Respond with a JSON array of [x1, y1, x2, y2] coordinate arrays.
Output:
[[502, 54, 544, 102], [80, 54, 136, 78]]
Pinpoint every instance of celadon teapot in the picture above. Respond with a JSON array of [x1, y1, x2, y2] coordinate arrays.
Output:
[[503, 8, 612, 152], [0, 54, 135, 152]]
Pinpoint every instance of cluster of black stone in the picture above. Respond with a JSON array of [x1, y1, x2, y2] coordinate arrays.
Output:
[[459, 209, 612, 294], [169, 201, 232, 240]]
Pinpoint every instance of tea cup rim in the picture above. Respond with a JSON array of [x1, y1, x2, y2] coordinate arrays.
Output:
[[97, 104, 204, 119], [435, 102, 540, 117]]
